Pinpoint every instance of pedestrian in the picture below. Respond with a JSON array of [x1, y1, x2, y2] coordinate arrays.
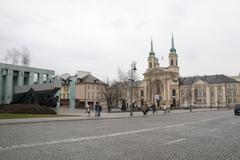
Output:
[[163, 103, 167, 115], [99, 104, 102, 117], [142, 102, 149, 116], [95, 102, 99, 117], [86, 104, 91, 117], [152, 103, 156, 114]]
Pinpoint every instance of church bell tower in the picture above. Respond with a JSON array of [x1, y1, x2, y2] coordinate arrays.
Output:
[[148, 38, 159, 69], [168, 33, 179, 72]]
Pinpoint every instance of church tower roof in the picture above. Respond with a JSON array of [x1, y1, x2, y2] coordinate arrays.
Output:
[[170, 33, 176, 53], [149, 37, 155, 56]]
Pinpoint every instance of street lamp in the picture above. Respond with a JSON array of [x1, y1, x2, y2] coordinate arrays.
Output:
[[129, 62, 137, 116]]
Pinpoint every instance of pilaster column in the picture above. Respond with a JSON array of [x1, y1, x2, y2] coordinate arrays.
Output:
[[214, 86, 218, 107], [46, 74, 50, 83], [29, 72, 34, 85], [18, 71, 24, 86], [166, 78, 171, 106], [69, 78, 76, 110], [191, 87, 194, 106], [223, 84, 226, 107], [5, 69, 13, 104], [206, 86, 210, 107], [164, 78, 167, 102], [144, 79, 149, 104], [0, 69, 2, 104], [38, 73, 44, 84]]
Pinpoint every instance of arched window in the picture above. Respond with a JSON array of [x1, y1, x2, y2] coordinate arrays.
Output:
[[172, 89, 176, 97]]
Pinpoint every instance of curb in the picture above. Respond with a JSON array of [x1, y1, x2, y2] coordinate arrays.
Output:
[[0, 109, 225, 126]]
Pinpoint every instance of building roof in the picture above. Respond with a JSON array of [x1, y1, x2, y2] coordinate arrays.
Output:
[[0, 62, 54, 75], [15, 80, 61, 94], [149, 38, 155, 56], [79, 74, 106, 85], [170, 33, 177, 53], [110, 80, 142, 89], [179, 74, 238, 85]]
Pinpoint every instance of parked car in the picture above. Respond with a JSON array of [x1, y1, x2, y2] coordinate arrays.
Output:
[[234, 105, 240, 115]]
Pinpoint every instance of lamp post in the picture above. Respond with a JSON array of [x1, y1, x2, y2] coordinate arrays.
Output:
[[129, 62, 137, 117]]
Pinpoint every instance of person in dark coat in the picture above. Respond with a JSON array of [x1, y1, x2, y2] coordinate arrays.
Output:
[[95, 102, 100, 117], [152, 103, 156, 114], [142, 102, 149, 116], [98, 104, 102, 117]]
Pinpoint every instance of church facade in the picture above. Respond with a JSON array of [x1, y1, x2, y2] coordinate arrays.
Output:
[[143, 36, 180, 108], [109, 36, 240, 109]]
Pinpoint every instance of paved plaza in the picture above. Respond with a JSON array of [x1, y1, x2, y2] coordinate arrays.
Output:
[[0, 110, 240, 160]]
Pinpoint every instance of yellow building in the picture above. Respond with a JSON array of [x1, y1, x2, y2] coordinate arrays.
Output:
[[59, 71, 107, 109]]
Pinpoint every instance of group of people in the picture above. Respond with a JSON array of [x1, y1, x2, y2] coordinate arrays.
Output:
[[85, 102, 102, 117], [141, 102, 169, 115], [85, 102, 170, 117]]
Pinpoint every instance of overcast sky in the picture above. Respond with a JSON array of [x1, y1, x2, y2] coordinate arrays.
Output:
[[0, 0, 239, 81]]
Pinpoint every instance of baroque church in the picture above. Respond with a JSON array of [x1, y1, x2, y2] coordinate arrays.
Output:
[[110, 35, 240, 109], [142, 35, 240, 109], [143, 35, 180, 107]]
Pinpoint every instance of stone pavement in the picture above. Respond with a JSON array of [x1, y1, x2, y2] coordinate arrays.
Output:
[[0, 108, 222, 125], [0, 110, 238, 160]]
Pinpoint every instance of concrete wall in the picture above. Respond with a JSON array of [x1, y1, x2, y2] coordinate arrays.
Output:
[[0, 63, 55, 104]]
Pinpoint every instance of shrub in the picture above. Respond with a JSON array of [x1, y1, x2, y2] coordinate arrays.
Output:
[[0, 104, 56, 114]]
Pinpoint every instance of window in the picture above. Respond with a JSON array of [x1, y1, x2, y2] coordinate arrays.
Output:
[[92, 85, 94, 90], [218, 85, 222, 90], [63, 93, 65, 99], [172, 89, 176, 97], [203, 91, 206, 97], [228, 98, 232, 103], [218, 91, 222, 96], [67, 93, 69, 99], [88, 85, 90, 89], [234, 98, 237, 103], [233, 90, 236, 96], [171, 60, 174, 66], [210, 91, 214, 97], [233, 84, 236, 88], [149, 63, 152, 68], [141, 91, 144, 97], [88, 93, 90, 99]]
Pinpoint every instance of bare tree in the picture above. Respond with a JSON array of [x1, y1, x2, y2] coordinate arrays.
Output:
[[2, 46, 31, 66], [21, 46, 31, 66], [6, 48, 21, 65], [102, 77, 114, 111]]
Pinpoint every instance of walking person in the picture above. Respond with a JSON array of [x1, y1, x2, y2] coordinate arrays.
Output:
[[163, 103, 167, 115], [86, 104, 91, 117], [142, 102, 149, 116], [152, 103, 156, 114], [95, 102, 100, 117], [99, 104, 102, 117]]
